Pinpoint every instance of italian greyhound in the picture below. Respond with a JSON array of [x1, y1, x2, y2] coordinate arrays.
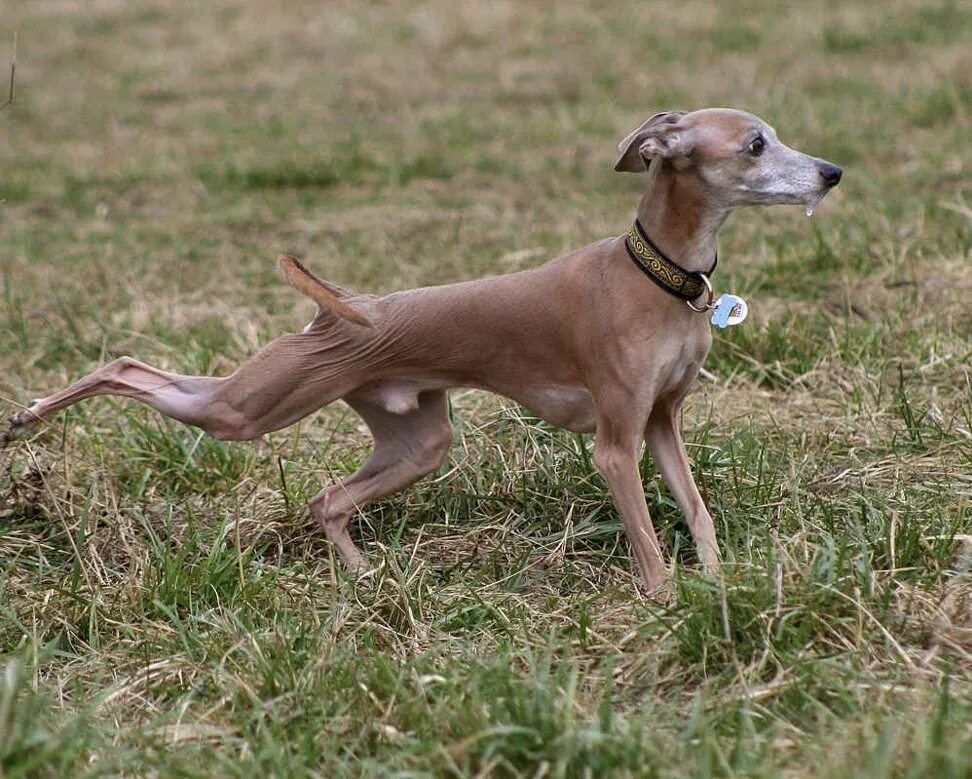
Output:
[[3, 108, 842, 592]]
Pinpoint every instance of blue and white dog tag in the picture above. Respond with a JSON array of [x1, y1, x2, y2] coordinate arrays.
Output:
[[710, 294, 748, 329]]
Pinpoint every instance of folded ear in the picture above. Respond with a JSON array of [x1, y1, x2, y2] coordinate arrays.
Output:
[[614, 110, 689, 172]]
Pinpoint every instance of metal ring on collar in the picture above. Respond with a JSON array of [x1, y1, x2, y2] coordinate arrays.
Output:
[[685, 274, 715, 312]]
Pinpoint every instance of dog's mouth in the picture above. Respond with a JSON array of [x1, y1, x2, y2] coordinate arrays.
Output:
[[802, 181, 838, 213], [803, 191, 825, 211], [753, 190, 826, 208]]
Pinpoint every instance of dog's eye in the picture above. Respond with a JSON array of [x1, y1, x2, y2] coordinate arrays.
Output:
[[747, 135, 765, 156]]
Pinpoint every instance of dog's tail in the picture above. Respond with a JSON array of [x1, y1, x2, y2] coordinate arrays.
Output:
[[277, 255, 373, 328]]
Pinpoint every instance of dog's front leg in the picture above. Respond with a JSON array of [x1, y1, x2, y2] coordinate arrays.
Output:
[[592, 390, 667, 592], [645, 400, 719, 573]]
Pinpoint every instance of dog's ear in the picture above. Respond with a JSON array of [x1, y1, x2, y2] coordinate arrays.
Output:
[[614, 110, 689, 172]]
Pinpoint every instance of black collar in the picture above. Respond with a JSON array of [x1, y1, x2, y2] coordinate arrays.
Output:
[[624, 219, 717, 301]]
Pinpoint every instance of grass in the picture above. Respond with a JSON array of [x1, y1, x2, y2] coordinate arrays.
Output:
[[1, 0, 970, 776]]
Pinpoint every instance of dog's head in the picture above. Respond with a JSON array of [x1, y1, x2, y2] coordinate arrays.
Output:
[[615, 108, 842, 210]]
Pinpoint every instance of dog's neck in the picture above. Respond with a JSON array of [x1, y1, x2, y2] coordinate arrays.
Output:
[[635, 165, 731, 274]]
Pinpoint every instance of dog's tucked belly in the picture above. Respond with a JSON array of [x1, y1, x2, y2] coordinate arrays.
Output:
[[354, 378, 596, 433], [505, 385, 596, 433]]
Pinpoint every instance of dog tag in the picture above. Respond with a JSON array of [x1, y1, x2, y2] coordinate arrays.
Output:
[[711, 294, 748, 329]]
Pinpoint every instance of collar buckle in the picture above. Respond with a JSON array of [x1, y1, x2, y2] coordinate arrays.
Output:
[[685, 273, 715, 312]]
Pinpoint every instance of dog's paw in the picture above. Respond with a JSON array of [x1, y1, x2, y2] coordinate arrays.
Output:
[[2, 408, 40, 448], [644, 580, 673, 604], [636, 571, 674, 603]]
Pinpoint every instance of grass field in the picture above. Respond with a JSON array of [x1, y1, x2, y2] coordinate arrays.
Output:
[[1, 1, 970, 776]]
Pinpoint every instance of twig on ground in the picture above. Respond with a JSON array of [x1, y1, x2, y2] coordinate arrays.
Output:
[[0, 32, 17, 111]]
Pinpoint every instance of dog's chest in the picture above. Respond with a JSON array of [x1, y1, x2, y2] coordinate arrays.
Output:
[[655, 325, 712, 397]]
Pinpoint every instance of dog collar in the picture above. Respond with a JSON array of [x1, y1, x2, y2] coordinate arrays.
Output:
[[624, 219, 718, 308]]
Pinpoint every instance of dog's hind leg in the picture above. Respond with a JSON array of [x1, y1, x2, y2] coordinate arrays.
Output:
[[3, 356, 228, 444], [3, 331, 360, 445], [308, 388, 453, 571]]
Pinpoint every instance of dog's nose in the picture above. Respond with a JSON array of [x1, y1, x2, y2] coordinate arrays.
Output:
[[818, 162, 843, 187]]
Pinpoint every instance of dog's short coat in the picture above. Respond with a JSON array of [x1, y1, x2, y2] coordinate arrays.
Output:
[[4, 108, 842, 592]]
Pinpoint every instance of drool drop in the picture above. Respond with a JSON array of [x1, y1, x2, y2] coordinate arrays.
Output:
[[805, 206, 814, 218]]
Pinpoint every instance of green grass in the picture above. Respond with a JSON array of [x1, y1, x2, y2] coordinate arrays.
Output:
[[1, 0, 970, 776]]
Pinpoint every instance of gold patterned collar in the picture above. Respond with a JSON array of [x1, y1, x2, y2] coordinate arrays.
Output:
[[624, 219, 717, 303]]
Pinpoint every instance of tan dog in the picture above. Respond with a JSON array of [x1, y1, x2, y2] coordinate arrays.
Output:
[[4, 108, 841, 592]]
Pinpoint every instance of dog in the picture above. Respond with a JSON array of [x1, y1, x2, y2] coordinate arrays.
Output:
[[3, 108, 842, 592]]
